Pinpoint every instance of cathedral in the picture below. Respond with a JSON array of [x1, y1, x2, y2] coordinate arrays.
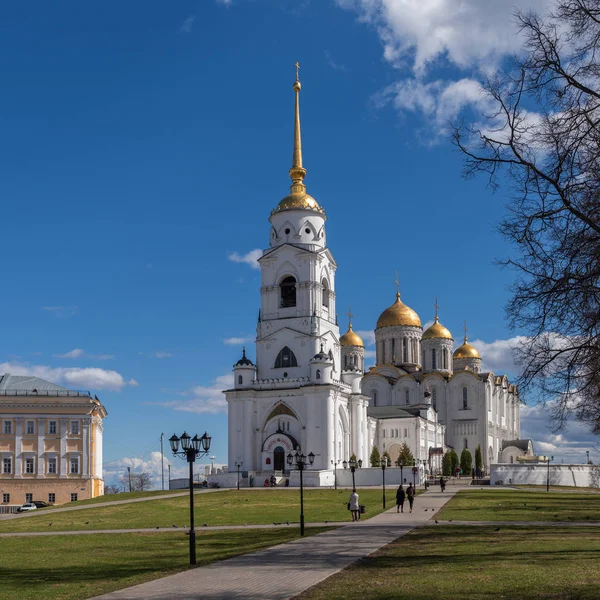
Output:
[[225, 70, 521, 485]]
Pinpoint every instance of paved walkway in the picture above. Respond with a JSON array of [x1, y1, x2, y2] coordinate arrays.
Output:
[[90, 487, 462, 600]]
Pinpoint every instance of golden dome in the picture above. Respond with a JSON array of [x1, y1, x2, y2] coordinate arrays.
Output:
[[340, 325, 364, 348], [453, 338, 481, 359], [273, 192, 324, 214], [376, 293, 421, 329], [422, 316, 453, 340]]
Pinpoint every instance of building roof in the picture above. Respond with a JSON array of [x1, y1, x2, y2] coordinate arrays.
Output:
[[0, 373, 90, 397], [367, 406, 414, 419], [501, 439, 532, 452]]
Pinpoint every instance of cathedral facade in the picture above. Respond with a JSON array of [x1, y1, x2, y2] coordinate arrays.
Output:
[[225, 71, 520, 483]]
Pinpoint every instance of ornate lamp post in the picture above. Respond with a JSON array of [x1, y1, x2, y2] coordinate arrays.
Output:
[[169, 431, 212, 565], [381, 455, 388, 509], [287, 451, 315, 536], [412, 461, 418, 489], [546, 455, 554, 492], [235, 461, 243, 490], [342, 457, 363, 489], [331, 459, 338, 490]]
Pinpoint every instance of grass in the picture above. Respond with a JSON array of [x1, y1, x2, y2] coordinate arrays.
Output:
[[296, 526, 600, 600], [0, 488, 395, 533], [436, 489, 600, 522], [35, 489, 183, 509], [0, 528, 328, 600]]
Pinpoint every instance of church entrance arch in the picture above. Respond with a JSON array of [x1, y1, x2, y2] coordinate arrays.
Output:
[[262, 433, 298, 471], [273, 446, 285, 471]]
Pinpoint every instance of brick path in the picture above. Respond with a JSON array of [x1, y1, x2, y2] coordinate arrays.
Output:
[[90, 487, 462, 600]]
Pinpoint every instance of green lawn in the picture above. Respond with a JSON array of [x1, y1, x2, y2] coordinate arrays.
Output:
[[436, 489, 600, 522], [36, 489, 183, 510], [0, 488, 394, 532], [297, 526, 600, 600], [0, 528, 327, 600]]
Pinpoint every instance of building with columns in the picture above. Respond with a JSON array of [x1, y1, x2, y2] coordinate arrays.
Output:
[[0, 374, 107, 507], [224, 70, 521, 486]]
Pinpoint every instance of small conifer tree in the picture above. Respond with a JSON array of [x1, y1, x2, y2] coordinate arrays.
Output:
[[370, 445, 381, 467]]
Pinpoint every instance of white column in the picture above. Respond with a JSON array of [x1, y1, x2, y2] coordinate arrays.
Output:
[[93, 419, 103, 478], [14, 418, 23, 478], [60, 418, 68, 478], [82, 417, 92, 477], [37, 418, 45, 476]]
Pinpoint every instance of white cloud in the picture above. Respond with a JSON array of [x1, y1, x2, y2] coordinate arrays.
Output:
[[54, 349, 115, 360], [355, 330, 376, 347], [43, 306, 78, 318], [336, 0, 553, 137], [336, 0, 552, 74], [520, 402, 600, 465], [228, 249, 262, 270], [150, 373, 233, 415], [325, 50, 348, 72], [139, 352, 173, 359], [179, 15, 196, 33], [56, 348, 85, 359], [224, 337, 253, 345], [470, 336, 528, 376], [216, 0, 233, 6], [0, 362, 137, 392]]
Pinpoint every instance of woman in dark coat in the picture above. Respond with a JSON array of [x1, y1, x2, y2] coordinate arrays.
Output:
[[396, 485, 406, 513]]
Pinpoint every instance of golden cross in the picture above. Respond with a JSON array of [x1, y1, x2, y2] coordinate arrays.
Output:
[[394, 270, 400, 296], [347, 306, 353, 328], [434, 297, 439, 319], [464, 320, 468, 340], [295, 61, 300, 81]]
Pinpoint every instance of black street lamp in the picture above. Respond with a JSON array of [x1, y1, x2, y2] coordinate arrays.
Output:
[[412, 461, 418, 489], [546, 455, 554, 492], [381, 456, 388, 509], [170, 430, 212, 565], [331, 459, 338, 490], [287, 451, 315, 536], [343, 457, 363, 489], [397, 459, 404, 484], [235, 461, 243, 490]]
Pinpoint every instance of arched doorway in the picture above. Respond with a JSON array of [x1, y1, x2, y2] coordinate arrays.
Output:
[[273, 446, 285, 472]]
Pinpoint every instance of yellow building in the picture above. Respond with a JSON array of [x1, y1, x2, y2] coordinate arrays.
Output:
[[0, 373, 107, 507]]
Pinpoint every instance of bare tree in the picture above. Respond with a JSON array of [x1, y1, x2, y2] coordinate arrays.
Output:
[[104, 485, 122, 495], [119, 472, 154, 492], [453, 0, 600, 430]]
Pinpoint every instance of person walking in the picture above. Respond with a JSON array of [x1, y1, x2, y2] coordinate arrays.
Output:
[[395, 484, 406, 513], [440, 476, 446, 492], [349, 489, 360, 522], [406, 483, 415, 513]]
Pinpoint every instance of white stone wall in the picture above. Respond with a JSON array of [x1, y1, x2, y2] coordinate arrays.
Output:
[[491, 463, 600, 488]]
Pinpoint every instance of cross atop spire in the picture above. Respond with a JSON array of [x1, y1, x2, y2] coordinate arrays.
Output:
[[295, 61, 300, 82], [347, 306, 354, 329], [394, 270, 400, 299], [464, 320, 468, 343], [434, 297, 439, 321]]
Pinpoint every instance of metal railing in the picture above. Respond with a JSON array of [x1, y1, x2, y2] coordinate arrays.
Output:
[[0, 389, 91, 397]]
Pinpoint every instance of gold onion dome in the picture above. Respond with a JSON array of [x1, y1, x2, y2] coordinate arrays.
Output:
[[272, 64, 325, 216], [422, 316, 453, 340], [340, 324, 364, 348], [376, 292, 422, 329], [453, 337, 481, 359]]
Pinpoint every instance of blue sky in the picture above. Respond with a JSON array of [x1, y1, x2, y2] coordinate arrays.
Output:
[[1, 0, 597, 484]]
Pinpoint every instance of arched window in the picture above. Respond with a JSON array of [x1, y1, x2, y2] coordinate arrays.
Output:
[[372, 391, 378, 406], [403, 338, 408, 362], [280, 276, 297, 308], [405, 389, 410, 405], [321, 278, 329, 308], [237, 375, 243, 385], [432, 348, 437, 370], [443, 348, 448, 369], [464, 438, 468, 449], [274, 346, 298, 368], [316, 369, 321, 380], [463, 387, 468, 410], [391, 339, 396, 362], [383, 429, 386, 438], [432, 388, 437, 411]]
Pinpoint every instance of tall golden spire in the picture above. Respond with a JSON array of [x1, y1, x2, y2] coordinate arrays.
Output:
[[289, 62, 307, 194], [434, 297, 439, 322]]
